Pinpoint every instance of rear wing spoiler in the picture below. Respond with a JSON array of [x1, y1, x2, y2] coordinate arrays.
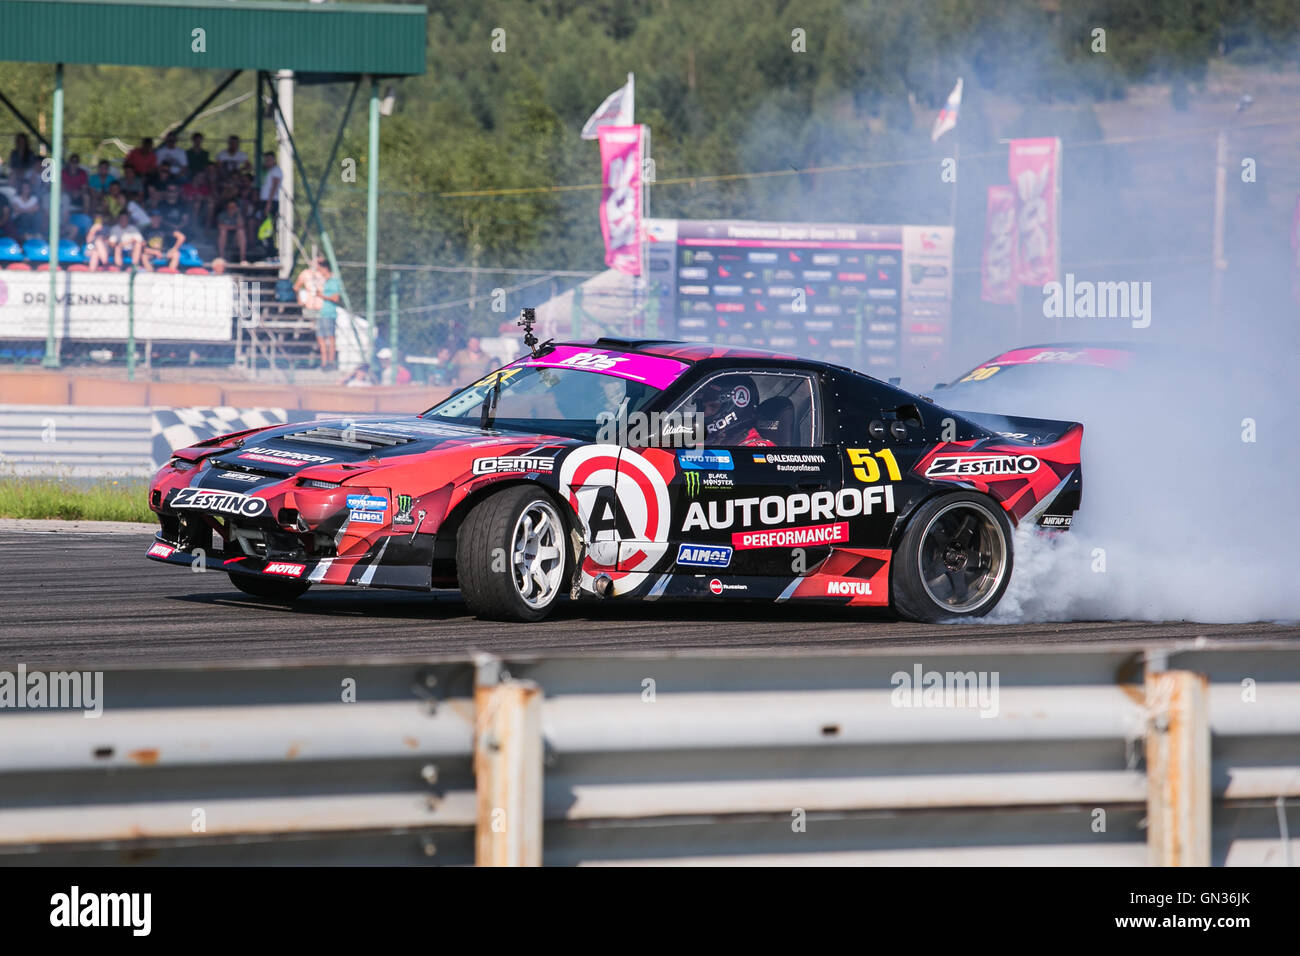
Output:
[[956, 411, 1081, 447]]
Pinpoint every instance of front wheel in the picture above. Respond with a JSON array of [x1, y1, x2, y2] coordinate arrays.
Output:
[[456, 485, 571, 622], [228, 572, 311, 602], [891, 492, 1014, 622]]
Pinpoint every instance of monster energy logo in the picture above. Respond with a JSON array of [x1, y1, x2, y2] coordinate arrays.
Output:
[[684, 472, 701, 497], [394, 493, 415, 525]]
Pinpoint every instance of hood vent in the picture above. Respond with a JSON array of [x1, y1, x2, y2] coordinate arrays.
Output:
[[281, 426, 417, 451]]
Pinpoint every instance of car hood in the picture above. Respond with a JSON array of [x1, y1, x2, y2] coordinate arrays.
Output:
[[198, 415, 579, 478]]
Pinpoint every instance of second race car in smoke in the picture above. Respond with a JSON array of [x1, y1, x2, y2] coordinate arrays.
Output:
[[146, 337, 1084, 622]]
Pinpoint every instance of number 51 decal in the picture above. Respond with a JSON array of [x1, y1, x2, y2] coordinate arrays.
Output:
[[847, 448, 902, 483]]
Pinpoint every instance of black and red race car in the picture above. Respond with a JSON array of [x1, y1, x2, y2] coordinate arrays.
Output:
[[146, 336, 1083, 622]]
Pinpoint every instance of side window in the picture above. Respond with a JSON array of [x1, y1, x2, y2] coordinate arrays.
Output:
[[825, 370, 931, 444], [674, 370, 818, 447]]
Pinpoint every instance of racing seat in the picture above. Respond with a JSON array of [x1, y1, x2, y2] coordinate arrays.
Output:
[[756, 395, 795, 445]]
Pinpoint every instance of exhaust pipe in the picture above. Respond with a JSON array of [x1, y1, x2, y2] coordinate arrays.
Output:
[[593, 574, 614, 598]]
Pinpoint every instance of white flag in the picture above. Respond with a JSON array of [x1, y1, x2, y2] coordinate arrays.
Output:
[[930, 77, 963, 143], [581, 74, 634, 140]]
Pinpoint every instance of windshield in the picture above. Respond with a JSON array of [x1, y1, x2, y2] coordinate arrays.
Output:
[[422, 360, 665, 440], [940, 362, 1125, 418]]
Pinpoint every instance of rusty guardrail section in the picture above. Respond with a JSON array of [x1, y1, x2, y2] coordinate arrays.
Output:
[[0, 642, 1296, 865]]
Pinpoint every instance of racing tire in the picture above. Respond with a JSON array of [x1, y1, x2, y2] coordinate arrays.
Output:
[[456, 485, 572, 622], [227, 572, 311, 602], [891, 492, 1014, 622]]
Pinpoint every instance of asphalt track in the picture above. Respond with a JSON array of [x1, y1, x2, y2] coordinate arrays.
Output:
[[2, 526, 1298, 668]]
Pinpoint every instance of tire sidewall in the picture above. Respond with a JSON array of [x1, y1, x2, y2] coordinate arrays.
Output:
[[891, 491, 1014, 622]]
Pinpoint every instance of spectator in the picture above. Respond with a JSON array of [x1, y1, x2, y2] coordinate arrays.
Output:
[[215, 135, 249, 175], [294, 255, 326, 309], [100, 180, 127, 221], [259, 151, 282, 220], [61, 154, 89, 213], [10, 180, 41, 238], [155, 132, 187, 179], [210, 257, 226, 275], [377, 348, 412, 385], [107, 211, 144, 268], [341, 364, 374, 387], [156, 184, 189, 232], [142, 210, 185, 271], [85, 215, 110, 271], [88, 159, 117, 197], [149, 165, 179, 204], [429, 345, 455, 385], [0, 194, 16, 242], [186, 132, 210, 179], [215, 198, 247, 264], [123, 137, 158, 182], [452, 336, 494, 384], [7, 133, 37, 175], [315, 263, 342, 370], [125, 195, 152, 228], [182, 164, 217, 229], [119, 166, 145, 202]]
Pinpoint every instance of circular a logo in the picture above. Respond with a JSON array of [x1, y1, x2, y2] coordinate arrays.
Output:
[[558, 445, 671, 578], [709, 578, 723, 595], [731, 385, 751, 407]]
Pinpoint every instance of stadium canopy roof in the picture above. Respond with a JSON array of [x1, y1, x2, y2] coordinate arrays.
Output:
[[0, 0, 426, 77], [0, 0, 428, 371]]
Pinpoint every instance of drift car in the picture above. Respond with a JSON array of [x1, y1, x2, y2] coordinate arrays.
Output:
[[146, 338, 1083, 622]]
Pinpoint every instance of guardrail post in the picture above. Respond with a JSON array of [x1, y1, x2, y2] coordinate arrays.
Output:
[[1145, 667, 1210, 866], [474, 656, 543, 866]]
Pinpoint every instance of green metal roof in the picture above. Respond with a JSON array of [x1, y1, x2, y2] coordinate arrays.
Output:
[[0, 0, 426, 76]]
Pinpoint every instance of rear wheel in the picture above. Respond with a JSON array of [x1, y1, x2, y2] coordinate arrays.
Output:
[[227, 572, 311, 601], [891, 492, 1013, 622], [456, 485, 571, 622]]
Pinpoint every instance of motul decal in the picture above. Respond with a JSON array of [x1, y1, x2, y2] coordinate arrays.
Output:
[[147, 542, 175, 559], [263, 562, 306, 577]]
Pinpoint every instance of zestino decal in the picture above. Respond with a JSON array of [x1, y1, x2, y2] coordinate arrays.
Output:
[[472, 455, 556, 475], [171, 487, 268, 517], [683, 485, 895, 531], [926, 455, 1040, 478]]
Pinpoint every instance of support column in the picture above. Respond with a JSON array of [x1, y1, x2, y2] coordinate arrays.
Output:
[[276, 69, 294, 279], [365, 76, 380, 371], [43, 63, 63, 368], [1146, 667, 1211, 866]]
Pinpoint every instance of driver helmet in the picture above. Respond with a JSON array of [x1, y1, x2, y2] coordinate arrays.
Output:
[[696, 375, 759, 442]]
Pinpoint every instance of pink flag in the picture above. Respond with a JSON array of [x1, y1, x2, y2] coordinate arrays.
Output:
[[981, 185, 1018, 304], [598, 125, 643, 276], [1007, 137, 1061, 286]]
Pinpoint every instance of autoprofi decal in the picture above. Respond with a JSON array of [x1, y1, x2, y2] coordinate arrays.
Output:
[[238, 446, 335, 467], [683, 486, 895, 531]]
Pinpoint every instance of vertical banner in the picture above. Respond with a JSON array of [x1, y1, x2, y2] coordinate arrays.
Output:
[[597, 125, 643, 276], [1008, 137, 1061, 286], [980, 185, 1019, 304]]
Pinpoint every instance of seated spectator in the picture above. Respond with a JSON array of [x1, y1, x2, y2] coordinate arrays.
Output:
[[215, 135, 249, 176], [125, 196, 152, 228], [100, 180, 127, 221], [85, 215, 110, 271], [7, 133, 37, 176], [186, 132, 210, 179], [61, 154, 89, 213], [142, 210, 185, 271], [155, 132, 187, 180], [210, 257, 226, 275], [429, 345, 455, 386], [182, 164, 216, 229], [9, 180, 41, 238], [149, 165, 180, 204], [88, 159, 117, 197], [107, 211, 144, 268], [123, 137, 158, 183], [215, 198, 247, 264], [119, 166, 145, 202], [341, 364, 375, 388], [377, 348, 412, 385], [156, 184, 190, 232]]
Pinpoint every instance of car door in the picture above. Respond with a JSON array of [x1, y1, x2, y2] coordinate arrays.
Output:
[[633, 366, 843, 578]]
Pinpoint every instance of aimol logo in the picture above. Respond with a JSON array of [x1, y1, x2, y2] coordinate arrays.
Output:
[[826, 579, 871, 596]]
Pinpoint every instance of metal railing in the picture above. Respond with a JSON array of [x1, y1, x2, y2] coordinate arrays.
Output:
[[1, 641, 1296, 865]]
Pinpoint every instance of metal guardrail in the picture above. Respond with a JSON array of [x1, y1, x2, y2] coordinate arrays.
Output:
[[1, 643, 1297, 865], [0, 404, 153, 476]]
